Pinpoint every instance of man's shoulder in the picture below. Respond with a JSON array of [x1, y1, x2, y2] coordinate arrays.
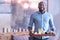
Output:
[[31, 11, 38, 16], [45, 12, 53, 18], [45, 12, 52, 16]]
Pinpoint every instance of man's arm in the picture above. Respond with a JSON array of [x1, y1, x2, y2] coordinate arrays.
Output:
[[49, 14, 56, 34], [28, 15, 34, 34]]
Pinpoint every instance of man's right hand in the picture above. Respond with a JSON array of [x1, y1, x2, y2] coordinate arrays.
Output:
[[28, 27, 33, 36]]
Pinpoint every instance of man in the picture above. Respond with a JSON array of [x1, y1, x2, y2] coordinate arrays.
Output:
[[28, 1, 56, 40]]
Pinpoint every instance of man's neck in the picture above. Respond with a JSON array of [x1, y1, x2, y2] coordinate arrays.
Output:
[[39, 10, 45, 14]]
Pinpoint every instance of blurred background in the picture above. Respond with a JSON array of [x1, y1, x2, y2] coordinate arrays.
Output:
[[0, 0, 60, 40]]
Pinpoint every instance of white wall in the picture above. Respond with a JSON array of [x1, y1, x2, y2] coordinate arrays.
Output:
[[49, 0, 60, 40], [0, 14, 12, 33]]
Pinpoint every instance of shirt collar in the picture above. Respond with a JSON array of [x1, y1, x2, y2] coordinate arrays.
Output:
[[37, 11, 45, 14]]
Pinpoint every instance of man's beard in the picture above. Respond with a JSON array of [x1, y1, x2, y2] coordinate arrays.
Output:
[[39, 8, 45, 14], [39, 10, 45, 14]]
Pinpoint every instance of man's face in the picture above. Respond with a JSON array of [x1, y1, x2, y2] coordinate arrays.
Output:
[[38, 2, 45, 12]]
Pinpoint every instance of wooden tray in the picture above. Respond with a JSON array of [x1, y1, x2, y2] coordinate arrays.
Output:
[[29, 33, 55, 36]]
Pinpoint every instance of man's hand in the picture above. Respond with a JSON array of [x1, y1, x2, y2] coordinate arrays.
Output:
[[28, 27, 32, 36], [51, 29, 56, 36]]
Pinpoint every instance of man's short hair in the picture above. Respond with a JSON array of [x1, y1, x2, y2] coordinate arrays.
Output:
[[38, 1, 46, 6]]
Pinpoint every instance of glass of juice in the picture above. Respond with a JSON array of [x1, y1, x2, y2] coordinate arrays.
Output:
[[38, 29, 43, 34]]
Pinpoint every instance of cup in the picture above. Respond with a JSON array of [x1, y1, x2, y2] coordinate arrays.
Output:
[[38, 29, 43, 34]]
